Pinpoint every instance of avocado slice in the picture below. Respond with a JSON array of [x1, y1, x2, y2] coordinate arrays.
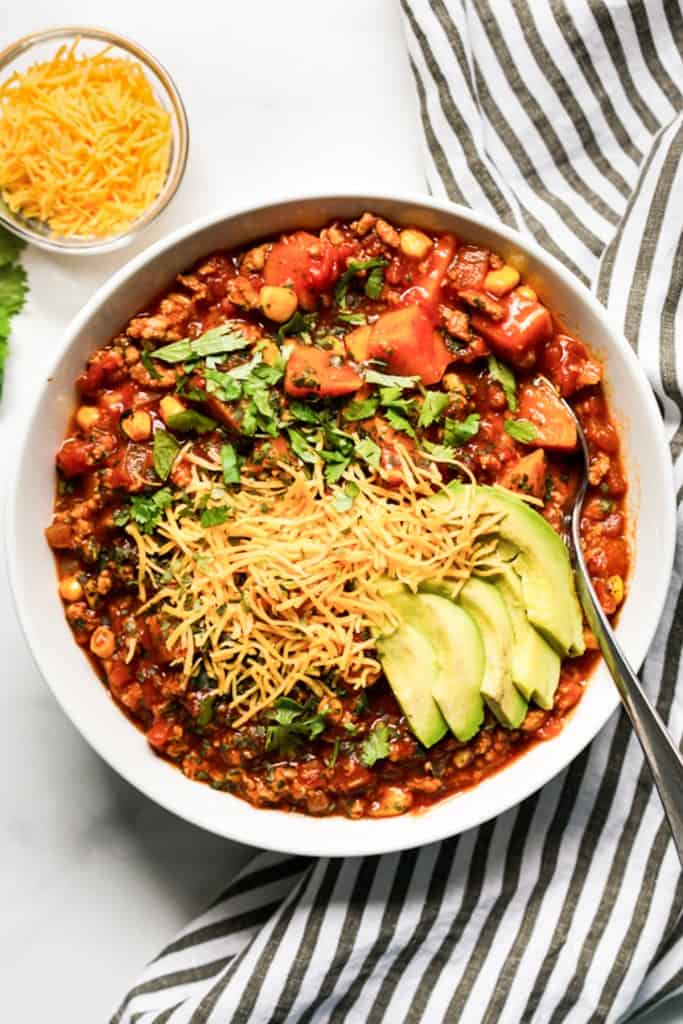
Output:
[[494, 567, 561, 710], [458, 577, 528, 729], [432, 484, 584, 657], [418, 593, 485, 741], [376, 619, 448, 747]]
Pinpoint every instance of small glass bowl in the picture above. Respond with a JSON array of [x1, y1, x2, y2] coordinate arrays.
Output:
[[0, 26, 189, 255]]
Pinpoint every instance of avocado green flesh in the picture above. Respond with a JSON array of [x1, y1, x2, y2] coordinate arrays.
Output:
[[434, 484, 585, 658], [418, 593, 485, 742], [377, 621, 448, 747], [494, 568, 561, 710], [458, 577, 527, 729]]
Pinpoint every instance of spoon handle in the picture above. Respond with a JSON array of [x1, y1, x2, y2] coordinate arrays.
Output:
[[574, 568, 683, 866]]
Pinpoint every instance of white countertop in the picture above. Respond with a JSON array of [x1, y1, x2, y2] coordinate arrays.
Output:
[[0, 3, 423, 1020], [1, 4, 678, 1022]]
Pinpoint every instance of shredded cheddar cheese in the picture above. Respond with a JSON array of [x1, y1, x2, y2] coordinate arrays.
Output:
[[128, 452, 505, 726], [0, 41, 172, 238]]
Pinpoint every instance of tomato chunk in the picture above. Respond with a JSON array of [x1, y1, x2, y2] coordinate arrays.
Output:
[[472, 292, 552, 369], [358, 307, 452, 386], [449, 245, 490, 290], [400, 233, 456, 311], [285, 343, 362, 398], [263, 232, 352, 310], [518, 378, 577, 451]]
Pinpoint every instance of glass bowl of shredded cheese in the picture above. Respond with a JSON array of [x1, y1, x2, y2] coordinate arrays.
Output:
[[0, 26, 189, 254]]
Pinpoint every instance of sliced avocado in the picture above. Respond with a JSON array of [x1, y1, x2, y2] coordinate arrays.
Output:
[[494, 567, 561, 710], [458, 577, 527, 729], [376, 620, 448, 747], [418, 592, 485, 741], [432, 484, 584, 657]]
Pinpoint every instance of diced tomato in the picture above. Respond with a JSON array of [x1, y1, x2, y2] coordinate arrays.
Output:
[[147, 719, 173, 749], [263, 232, 354, 310], [518, 379, 577, 451], [358, 306, 452, 385], [448, 245, 490, 290], [78, 349, 125, 395], [56, 438, 96, 477], [540, 334, 602, 398], [284, 343, 362, 398], [400, 234, 456, 312], [498, 449, 547, 498], [472, 292, 553, 369], [105, 659, 133, 699]]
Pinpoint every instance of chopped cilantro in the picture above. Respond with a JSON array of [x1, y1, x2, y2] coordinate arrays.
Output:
[[265, 697, 327, 756], [343, 397, 380, 421], [360, 721, 391, 767], [153, 324, 251, 364], [418, 391, 449, 428], [337, 311, 367, 326], [325, 737, 341, 769], [333, 481, 360, 513], [364, 368, 419, 389], [277, 310, 318, 342], [385, 408, 417, 438], [167, 409, 217, 434], [444, 413, 480, 446], [116, 488, 172, 534], [421, 442, 461, 463], [504, 418, 538, 443], [205, 368, 242, 402], [354, 691, 369, 715], [288, 400, 321, 424], [197, 694, 215, 727], [487, 355, 517, 412], [200, 506, 230, 528], [335, 257, 388, 307], [141, 348, 161, 380], [287, 427, 318, 465], [355, 437, 381, 470], [153, 429, 180, 481], [220, 443, 241, 485], [364, 264, 386, 300]]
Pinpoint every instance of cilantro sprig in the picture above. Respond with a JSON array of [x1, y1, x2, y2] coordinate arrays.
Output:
[[153, 324, 251, 364], [360, 721, 391, 767], [504, 418, 538, 443], [334, 258, 388, 308], [113, 488, 173, 535], [265, 697, 328, 756]]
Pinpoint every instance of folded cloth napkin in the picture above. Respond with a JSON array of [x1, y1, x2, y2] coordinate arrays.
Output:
[[113, 3, 683, 1021]]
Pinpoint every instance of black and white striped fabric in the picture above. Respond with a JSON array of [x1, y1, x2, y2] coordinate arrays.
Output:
[[113, 4, 683, 1021]]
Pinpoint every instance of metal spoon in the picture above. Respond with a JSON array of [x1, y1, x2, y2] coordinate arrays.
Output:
[[555, 385, 683, 866]]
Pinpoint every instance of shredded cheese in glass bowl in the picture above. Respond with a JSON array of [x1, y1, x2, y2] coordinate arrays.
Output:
[[0, 27, 188, 254]]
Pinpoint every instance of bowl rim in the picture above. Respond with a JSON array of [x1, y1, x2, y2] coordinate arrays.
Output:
[[0, 25, 189, 255], [7, 190, 677, 856]]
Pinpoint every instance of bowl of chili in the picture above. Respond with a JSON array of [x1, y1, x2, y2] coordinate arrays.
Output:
[[7, 193, 675, 856]]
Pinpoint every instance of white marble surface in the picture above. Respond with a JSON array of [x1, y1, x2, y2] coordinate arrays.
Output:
[[1, 3, 679, 1022], [0, 2, 423, 1021]]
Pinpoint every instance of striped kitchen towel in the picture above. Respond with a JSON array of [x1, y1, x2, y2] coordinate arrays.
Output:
[[113, 3, 683, 1022]]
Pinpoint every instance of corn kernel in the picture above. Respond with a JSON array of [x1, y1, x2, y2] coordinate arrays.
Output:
[[484, 265, 520, 296], [515, 284, 537, 302], [75, 405, 100, 432], [159, 395, 186, 424], [259, 285, 298, 324], [399, 229, 433, 260], [607, 575, 624, 605], [121, 410, 152, 442], [59, 575, 83, 602], [90, 626, 115, 659]]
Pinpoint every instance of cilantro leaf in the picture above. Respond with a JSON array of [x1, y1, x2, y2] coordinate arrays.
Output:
[[364, 368, 419, 389], [277, 310, 318, 342], [385, 408, 417, 438], [504, 418, 538, 443], [323, 456, 351, 485], [153, 324, 251, 364], [220, 443, 241, 485], [421, 442, 462, 463], [360, 722, 391, 767], [288, 400, 321, 424], [197, 694, 215, 726], [287, 427, 318, 465], [153, 429, 180, 481], [337, 311, 367, 326], [343, 397, 379, 421], [333, 481, 360, 513], [364, 265, 386, 300], [355, 437, 381, 470], [120, 488, 173, 535], [141, 348, 162, 381], [200, 506, 230, 528], [488, 355, 517, 412], [335, 258, 388, 307], [167, 409, 217, 434], [444, 413, 480, 446], [265, 697, 327, 756], [418, 391, 449, 428], [205, 368, 242, 402]]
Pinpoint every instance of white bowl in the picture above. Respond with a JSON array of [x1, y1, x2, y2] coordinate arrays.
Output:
[[7, 193, 676, 857]]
